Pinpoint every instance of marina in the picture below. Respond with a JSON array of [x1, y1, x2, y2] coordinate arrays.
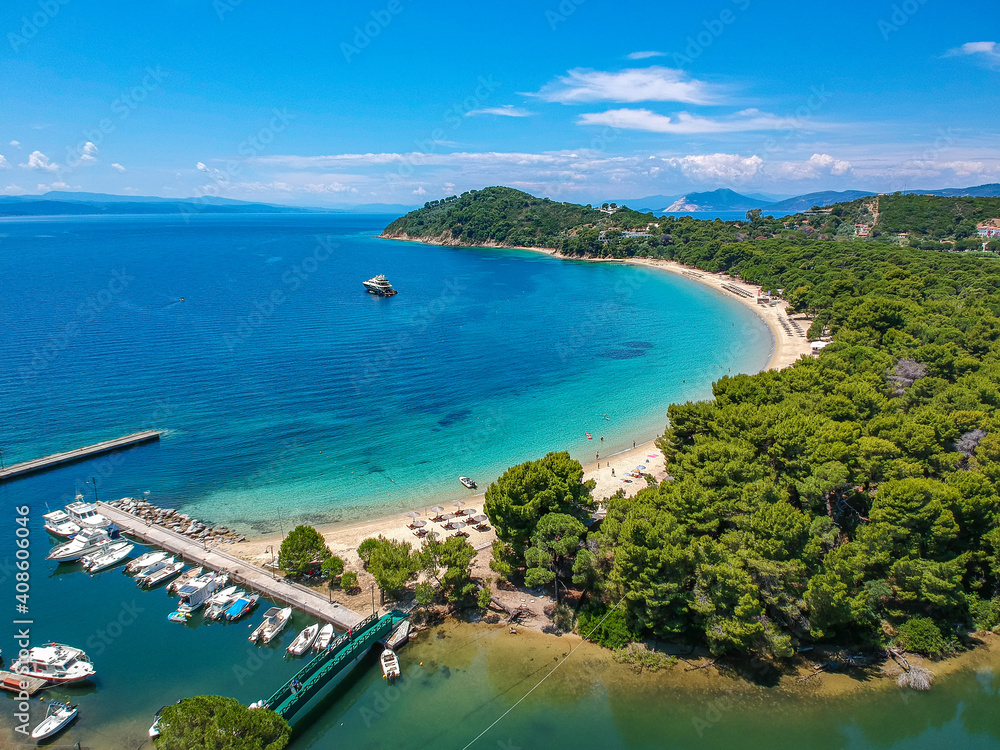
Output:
[[96, 501, 365, 630], [0, 430, 161, 482]]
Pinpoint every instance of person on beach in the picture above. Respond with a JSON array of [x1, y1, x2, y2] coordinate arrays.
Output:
[[611, 468, 615, 476], [596, 453, 599, 461]]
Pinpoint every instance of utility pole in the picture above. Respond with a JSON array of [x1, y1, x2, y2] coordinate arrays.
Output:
[[370, 584, 376, 615]]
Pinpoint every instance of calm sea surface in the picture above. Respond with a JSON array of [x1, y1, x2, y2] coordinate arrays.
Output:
[[4, 215, 992, 749]]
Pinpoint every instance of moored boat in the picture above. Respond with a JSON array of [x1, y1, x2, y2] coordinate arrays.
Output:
[[42, 510, 81, 538], [12, 643, 95, 684], [287, 623, 319, 656], [225, 592, 259, 621], [46, 526, 117, 563], [386, 619, 411, 650], [126, 550, 168, 574], [204, 586, 240, 620], [139, 559, 183, 587], [148, 706, 166, 738], [459, 476, 477, 490], [314, 623, 334, 651], [168, 566, 203, 594], [65, 499, 112, 530], [30, 701, 78, 740], [380, 648, 401, 681], [83, 541, 134, 572], [249, 606, 292, 644], [175, 572, 228, 615]]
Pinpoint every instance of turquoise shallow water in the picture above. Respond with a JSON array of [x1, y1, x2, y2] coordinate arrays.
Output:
[[0, 213, 770, 532]]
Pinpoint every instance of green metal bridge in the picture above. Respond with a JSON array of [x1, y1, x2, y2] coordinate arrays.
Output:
[[263, 610, 407, 725]]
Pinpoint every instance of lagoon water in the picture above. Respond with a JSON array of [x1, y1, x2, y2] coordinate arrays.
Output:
[[1, 214, 998, 748]]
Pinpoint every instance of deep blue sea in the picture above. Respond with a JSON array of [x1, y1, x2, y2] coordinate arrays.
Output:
[[0, 213, 770, 533]]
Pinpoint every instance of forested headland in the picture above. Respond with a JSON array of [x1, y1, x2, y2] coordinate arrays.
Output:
[[383, 187, 1000, 665]]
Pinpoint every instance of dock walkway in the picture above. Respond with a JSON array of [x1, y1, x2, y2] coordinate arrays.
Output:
[[96, 502, 365, 630], [0, 431, 161, 482]]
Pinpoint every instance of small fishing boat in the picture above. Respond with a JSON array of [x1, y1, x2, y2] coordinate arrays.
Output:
[[386, 620, 411, 650], [314, 623, 334, 651], [204, 587, 240, 620], [225, 592, 259, 621], [12, 644, 95, 684], [167, 610, 191, 623], [380, 648, 401, 681], [30, 701, 78, 741], [459, 476, 477, 490], [168, 566, 203, 593], [287, 624, 319, 656], [42, 510, 81, 538], [249, 606, 292, 644], [139, 559, 183, 588], [83, 541, 134, 572], [126, 550, 168, 574]]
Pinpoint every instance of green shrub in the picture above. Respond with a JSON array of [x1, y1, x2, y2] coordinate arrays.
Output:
[[894, 616, 950, 655], [577, 605, 635, 649], [340, 571, 359, 591], [972, 597, 1000, 631], [613, 643, 677, 672]]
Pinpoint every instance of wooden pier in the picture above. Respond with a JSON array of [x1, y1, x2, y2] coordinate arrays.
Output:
[[0, 671, 48, 696], [0, 431, 162, 482], [96, 502, 365, 631]]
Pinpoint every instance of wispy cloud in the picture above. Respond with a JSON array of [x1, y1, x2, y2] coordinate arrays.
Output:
[[772, 153, 852, 179], [412, 186, 427, 195], [0, 154, 9, 170], [111, 162, 126, 173], [578, 108, 832, 134], [529, 66, 717, 105], [20, 150, 59, 172], [8, 140, 19, 147], [627, 51, 667, 60], [946, 41, 999, 59], [466, 105, 535, 118], [79, 141, 99, 164]]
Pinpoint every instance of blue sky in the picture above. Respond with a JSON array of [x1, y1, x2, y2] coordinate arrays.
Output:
[[1, 0, 998, 205]]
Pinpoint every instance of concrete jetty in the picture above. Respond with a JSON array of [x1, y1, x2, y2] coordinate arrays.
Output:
[[0, 431, 162, 482], [96, 502, 365, 630]]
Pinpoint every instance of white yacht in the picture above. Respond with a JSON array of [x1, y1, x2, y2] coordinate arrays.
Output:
[[65, 500, 112, 530], [46, 527, 115, 563], [249, 606, 292, 644], [126, 550, 168, 574], [12, 644, 95, 684], [84, 541, 134, 572], [138, 559, 183, 587], [362, 274, 398, 296], [42, 510, 81, 538]]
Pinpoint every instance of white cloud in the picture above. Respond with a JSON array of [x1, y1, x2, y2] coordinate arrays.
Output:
[[663, 153, 764, 181], [9, 140, 19, 147], [37, 181, 70, 190], [79, 141, 99, 164], [412, 186, 427, 195], [111, 162, 126, 173], [530, 67, 716, 105], [0, 154, 8, 170], [466, 105, 534, 117], [21, 150, 59, 172], [904, 159, 986, 176], [772, 153, 853, 179], [196, 162, 209, 172], [3, 184, 26, 194], [947, 41, 999, 58], [578, 108, 827, 134], [627, 51, 667, 60]]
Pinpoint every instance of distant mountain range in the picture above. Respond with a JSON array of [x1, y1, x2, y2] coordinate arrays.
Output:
[[0, 191, 419, 216], [612, 184, 1000, 215]]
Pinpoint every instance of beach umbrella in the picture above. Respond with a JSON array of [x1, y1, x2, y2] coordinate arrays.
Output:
[[453, 500, 465, 510], [473, 515, 488, 523], [431, 505, 444, 515], [405, 510, 420, 519], [463, 507, 478, 516], [411, 519, 426, 528]]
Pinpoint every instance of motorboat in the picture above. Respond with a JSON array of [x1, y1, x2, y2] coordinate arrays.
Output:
[[204, 586, 240, 620], [380, 648, 401, 681], [30, 701, 78, 740], [168, 566, 202, 593], [42, 510, 81, 538], [314, 623, 334, 651], [139, 559, 183, 588], [287, 624, 319, 656], [362, 274, 398, 296], [459, 476, 477, 490], [83, 541, 134, 572], [386, 619, 411, 650], [148, 706, 165, 738], [46, 526, 116, 563], [249, 606, 292, 644], [225, 592, 259, 621], [65, 500, 112, 530], [175, 572, 228, 614], [12, 643, 95, 684], [126, 550, 168, 574]]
